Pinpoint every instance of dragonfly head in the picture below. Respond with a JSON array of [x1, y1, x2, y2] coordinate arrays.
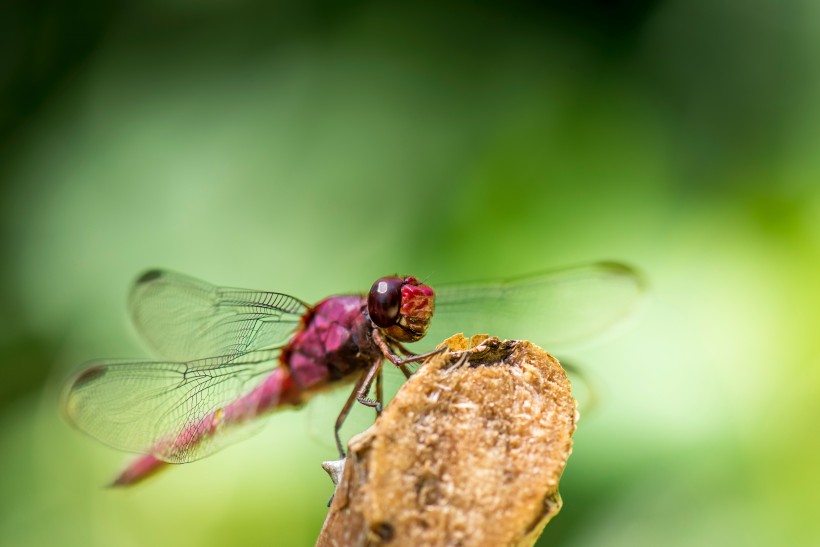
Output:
[[367, 276, 435, 342]]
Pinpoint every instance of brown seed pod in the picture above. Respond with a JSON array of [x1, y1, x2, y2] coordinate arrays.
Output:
[[317, 333, 578, 547]]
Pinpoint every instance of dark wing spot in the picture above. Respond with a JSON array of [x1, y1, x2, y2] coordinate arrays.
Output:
[[597, 261, 647, 290], [136, 269, 163, 284], [72, 365, 106, 388]]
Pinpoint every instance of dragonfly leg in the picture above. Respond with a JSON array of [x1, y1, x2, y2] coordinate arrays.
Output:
[[354, 358, 383, 413], [375, 366, 383, 418], [334, 366, 372, 458], [392, 340, 416, 357], [372, 329, 447, 378], [397, 346, 447, 364], [333, 358, 383, 458]]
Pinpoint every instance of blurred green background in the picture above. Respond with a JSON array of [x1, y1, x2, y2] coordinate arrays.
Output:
[[2, 1, 819, 545]]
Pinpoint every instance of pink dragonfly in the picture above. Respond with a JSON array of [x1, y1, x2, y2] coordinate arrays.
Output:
[[62, 263, 642, 486]]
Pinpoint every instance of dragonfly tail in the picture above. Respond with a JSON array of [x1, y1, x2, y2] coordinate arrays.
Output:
[[110, 455, 168, 487], [108, 367, 305, 487]]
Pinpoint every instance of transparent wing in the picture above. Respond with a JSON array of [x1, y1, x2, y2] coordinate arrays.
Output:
[[128, 270, 308, 361], [416, 262, 645, 352], [62, 349, 283, 463]]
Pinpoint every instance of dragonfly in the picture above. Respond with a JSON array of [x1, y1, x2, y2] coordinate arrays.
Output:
[[62, 262, 643, 486]]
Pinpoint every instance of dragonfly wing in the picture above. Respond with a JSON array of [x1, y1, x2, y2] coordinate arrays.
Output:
[[418, 262, 645, 352], [129, 270, 308, 361], [62, 349, 284, 463]]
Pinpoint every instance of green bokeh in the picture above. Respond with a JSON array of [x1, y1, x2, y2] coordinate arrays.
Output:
[[2, 1, 819, 546]]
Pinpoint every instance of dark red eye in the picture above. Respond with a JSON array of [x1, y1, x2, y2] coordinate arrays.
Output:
[[367, 277, 403, 328]]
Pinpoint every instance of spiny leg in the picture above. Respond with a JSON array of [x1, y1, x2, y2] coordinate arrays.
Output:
[[334, 366, 372, 458], [375, 365, 383, 418], [372, 329, 447, 378], [333, 358, 383, 458], [353, 358, 382, 413], [392, 340, 416, 357]]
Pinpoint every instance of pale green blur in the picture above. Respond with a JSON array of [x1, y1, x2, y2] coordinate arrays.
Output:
[[1, 1, 819, 546]]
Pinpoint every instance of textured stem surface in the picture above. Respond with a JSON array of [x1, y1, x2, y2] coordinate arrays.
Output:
[[316, 333, 578, 547]]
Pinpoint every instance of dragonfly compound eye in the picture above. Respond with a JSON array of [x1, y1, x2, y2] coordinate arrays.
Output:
[[368, 277, 404, 328]]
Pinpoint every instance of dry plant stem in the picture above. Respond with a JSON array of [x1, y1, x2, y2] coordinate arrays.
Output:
[[316, 334, 578, 547]]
